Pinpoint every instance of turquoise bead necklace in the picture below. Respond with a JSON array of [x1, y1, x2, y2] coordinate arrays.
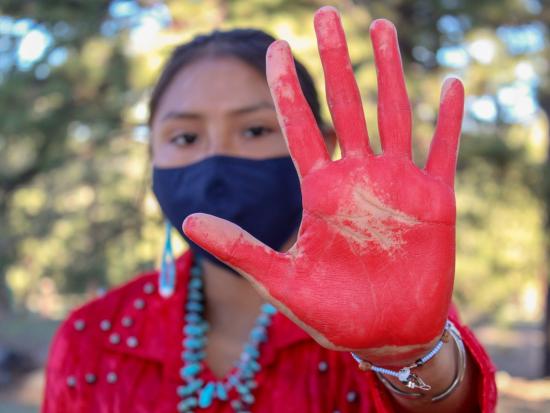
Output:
[[177, 262, 277, 412]]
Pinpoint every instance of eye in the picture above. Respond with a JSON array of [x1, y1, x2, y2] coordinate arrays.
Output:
[[243, 126, 273, 139], [170, 132, 197, 146]]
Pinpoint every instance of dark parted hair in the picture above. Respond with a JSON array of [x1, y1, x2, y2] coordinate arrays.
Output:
[[148, 28, 325, 128]]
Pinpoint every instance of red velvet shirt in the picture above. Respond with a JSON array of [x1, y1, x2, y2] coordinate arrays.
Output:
[[43, 251, 497, 412]]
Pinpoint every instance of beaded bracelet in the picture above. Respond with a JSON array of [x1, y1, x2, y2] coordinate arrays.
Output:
[[351, 320, 453, 392], [375, 320, 466, 402]]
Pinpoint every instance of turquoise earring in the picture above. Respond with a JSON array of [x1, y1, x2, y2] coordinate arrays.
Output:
[[159, 220, 176, 297]]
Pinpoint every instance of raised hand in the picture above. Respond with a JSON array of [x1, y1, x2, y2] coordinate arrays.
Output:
[[183, 6, 464, 365]]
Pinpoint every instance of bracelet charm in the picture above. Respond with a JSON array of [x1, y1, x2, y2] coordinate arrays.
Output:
[[401, 372, 430, 390]]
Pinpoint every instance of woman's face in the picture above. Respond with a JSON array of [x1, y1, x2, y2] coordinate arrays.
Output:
[[151, 57, 291, 167]]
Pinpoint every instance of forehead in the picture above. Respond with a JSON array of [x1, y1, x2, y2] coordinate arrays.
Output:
[[153, 57, 272, 121]]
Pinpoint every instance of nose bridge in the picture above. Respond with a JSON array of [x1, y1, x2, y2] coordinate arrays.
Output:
[[206, 119, 236, 157]]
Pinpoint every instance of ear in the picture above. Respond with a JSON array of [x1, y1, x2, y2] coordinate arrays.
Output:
[[321, 125, 337, 158]]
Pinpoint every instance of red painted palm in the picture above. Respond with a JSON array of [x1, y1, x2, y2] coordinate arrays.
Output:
[[183, 7, 464, 365]]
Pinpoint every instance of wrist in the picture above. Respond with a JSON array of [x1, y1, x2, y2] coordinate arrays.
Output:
[[351, 335, 441, 368], [351, 320, 466, 402], [384, 333, 456, 398]]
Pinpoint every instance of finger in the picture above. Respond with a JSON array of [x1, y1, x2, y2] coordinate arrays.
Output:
[[370, 19, 412, 158], [425, 78, 464, 187], [183, 213, 291, 295], [314, 6, 372, 157], [266, 40, 331, 178]]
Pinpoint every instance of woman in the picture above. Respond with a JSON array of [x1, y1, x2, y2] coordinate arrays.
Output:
[[43, 6, 497, 413]]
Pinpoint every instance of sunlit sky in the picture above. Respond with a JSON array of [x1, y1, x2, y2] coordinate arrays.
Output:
[[2, 0, 546, 126]]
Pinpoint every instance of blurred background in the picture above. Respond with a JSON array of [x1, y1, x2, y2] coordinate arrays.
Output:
[[0, 0, 549, 411]]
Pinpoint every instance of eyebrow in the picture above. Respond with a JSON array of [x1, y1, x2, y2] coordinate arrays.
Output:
[[161, 101, 275, 121], [229, 101, 275, 115]]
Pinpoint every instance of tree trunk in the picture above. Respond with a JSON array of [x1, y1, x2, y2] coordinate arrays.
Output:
[[544, 283, 550, 376], [540, 91, 550, 377], [0, 205, 14, 315]]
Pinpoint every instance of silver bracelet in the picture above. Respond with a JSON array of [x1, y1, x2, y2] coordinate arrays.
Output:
[[375, 320, 466, 402], [352, 322, 451, 391]]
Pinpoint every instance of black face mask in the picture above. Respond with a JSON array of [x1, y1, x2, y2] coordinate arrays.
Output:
[[152, 155, 302, 272]]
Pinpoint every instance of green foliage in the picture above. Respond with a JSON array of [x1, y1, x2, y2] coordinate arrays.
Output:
[[455, 133, 545, 323], [0, 0, 150, 311]]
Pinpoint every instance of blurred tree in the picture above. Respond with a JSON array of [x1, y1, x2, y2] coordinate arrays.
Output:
[[0, 0, 152, 313]]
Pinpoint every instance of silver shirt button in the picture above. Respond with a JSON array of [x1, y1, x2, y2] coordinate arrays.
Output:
[[109, 333, 121, 345], [100, 320, 111, 331], [73, 319, 85, 331], [66, 376, 77, 387], [127, 336, 139, 348], [143, 282, 155, 294], [106, 372, 118, 384], [85, 373, 96, 384]]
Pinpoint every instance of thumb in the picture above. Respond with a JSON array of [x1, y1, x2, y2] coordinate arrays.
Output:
[[182, 213, 290, 294]]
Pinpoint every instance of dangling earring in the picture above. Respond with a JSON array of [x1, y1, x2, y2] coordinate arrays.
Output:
[[159, 220, 176, 298]]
